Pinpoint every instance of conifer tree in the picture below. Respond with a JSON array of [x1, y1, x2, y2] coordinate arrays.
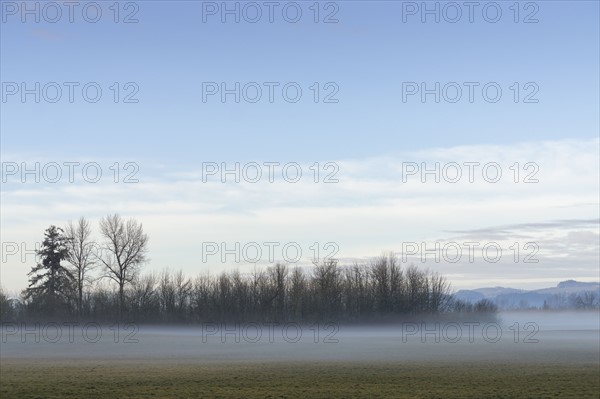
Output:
[[23, 226, 74, 314]]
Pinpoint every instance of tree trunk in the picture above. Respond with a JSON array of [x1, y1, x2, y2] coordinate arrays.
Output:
[[119, 283, 124, 322]]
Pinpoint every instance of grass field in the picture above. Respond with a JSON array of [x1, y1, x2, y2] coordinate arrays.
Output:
[[1, 360, 598, 398]]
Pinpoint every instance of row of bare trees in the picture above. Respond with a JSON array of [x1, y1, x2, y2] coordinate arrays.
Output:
[[1, 215, 497, 323]]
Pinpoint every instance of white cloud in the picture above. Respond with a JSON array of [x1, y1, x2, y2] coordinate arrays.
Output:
[[1, 138, 598, 291]]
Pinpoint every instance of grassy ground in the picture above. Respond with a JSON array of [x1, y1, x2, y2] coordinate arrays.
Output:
[[1, 359, 598, 398]]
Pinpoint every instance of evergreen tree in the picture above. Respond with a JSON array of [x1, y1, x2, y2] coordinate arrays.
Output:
[[23, 226, 74, 314]]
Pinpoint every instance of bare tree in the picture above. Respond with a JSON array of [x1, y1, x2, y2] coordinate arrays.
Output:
[[405, 264, 427, 313], [428, 271, 451, 312], [97, 214, 148, 320], [159, 269, 176, 318], [371, 256, 391, 313], [173, 269, 192, 318], [191, 273, 213, 321], [388, 256, 404, 313], [157, 269, 191, 321], [343, 264, 364, 319], [289, 266, 307, 320], [312, 259, 342, 320], [64, 217, 96, 316], [230, 270, 250, 320], [130, 273, 159, 321]]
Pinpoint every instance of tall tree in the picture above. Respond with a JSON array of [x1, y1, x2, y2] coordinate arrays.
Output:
[[269, 263, 288, 320], [23, 226, 74, 314], [98, 214, 148, 320], [312, 259, 342, 320], [64, 217, 96, 316]]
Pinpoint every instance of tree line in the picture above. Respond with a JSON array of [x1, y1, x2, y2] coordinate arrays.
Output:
[[0, 215, 497, 323]]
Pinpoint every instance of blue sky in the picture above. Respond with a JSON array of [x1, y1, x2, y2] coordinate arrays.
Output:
[[1, 1, 599, 292]]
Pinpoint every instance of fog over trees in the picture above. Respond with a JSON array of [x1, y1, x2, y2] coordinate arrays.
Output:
[[1, 215, 502, 323]]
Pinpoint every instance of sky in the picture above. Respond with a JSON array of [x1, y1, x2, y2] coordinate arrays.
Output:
[[1, 0, 599, 294]]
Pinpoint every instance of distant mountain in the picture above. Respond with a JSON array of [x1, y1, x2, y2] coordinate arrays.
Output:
[[557, 280, 598, 289], [454, 280, 600, 309], [469, 287, 526, 298], [452, 290, 485, 303]]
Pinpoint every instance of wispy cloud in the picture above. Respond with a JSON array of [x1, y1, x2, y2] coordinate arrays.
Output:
[[2, 138, 598, 291]]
